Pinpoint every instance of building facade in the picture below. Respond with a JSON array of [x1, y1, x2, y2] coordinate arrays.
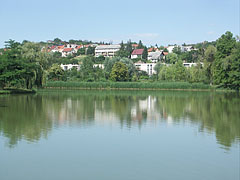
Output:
[[95, 45, 121, 57]]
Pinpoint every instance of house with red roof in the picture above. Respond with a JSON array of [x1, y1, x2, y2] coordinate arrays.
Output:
[[131, 49, 144, 59], [62, 48, 74, 57]]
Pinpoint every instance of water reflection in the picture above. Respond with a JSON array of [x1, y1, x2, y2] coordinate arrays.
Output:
[[0, 90, 239, 148]]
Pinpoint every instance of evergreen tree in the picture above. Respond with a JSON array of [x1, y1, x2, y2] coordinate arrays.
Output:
[[138, 40, 144, 49], [142, 47, 148, 59]]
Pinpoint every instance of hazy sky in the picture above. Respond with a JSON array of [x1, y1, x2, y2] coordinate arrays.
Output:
[[0, 0, 239, 47]]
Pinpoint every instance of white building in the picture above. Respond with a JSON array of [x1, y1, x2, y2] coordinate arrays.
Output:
[[93, 64, 104, 69], [181, 46, 194, 52], [167, 45, 176, 53], [183, 62, 203, 68], [95, 45, 121, 57], [147, 51, 163, 62], [62, 48, 75, 57], [60, 64, 80, 71], [134, 62, 156, 75]]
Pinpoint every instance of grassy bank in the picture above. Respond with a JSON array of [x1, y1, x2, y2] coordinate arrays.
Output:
[[43, 81, 212, 90], [0, 88, 36, 94]]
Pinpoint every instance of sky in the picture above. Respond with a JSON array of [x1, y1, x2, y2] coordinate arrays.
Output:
[[0, 0, 239, 47]]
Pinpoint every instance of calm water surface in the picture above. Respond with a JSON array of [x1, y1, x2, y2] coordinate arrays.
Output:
[[0, 90, 239, 180]]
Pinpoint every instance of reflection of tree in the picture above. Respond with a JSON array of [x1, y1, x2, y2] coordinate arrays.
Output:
[[155, 92, 240, 148], [0, 95, 52, 147], [0, 90, 239, 149]]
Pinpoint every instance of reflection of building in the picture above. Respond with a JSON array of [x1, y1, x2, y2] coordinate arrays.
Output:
[[131, 96, 161, 123]]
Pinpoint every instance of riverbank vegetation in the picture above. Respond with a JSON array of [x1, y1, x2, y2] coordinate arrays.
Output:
[[44, 81, 211, 90], [0, 31, 239, 91]]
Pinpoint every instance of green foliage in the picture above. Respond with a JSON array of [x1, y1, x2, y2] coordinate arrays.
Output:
[[163, 48, 168, 52], [48, 64, 65, 81], [119, 58, 136, 79], [103, 57, 120, 79], [142, 47, 148, 59], [187, 63, 206, 83], [77, 48, 86, 55], [44, 81, 211, 89], [159, 61, 187, 81], [204, 45, 216, 62], [86, 46, 95, 55], [212, 31, 239, 90], [116, 41, 129, 58], [172, 46, 181, 55], [166, 53, 178, 64], [0, 40, 47, 89], [53, 38, 62, 45], [80, 56, 95, 81], [137, 40, 144, 49], [110, 62, 128, 81]]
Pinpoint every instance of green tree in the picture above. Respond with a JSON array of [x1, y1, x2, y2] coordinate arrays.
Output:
[[110, 62, 128, 81], [48, 64, 65, 81], [163, 48, 168, 52], [137, 40, 144, 49], [172, 46, 182, 55], [53, 38, 62, 45], [119, 58, 136, 80], [205, 45, 216, 62], [103, 57, 120, 79], [77, 48, 86, 55], [212, 31, 237, 88], [154, 62, 163, 80], [86, 46, 95, 55], [80, 56, 95, 81], [166, 53, 178, 64], [126, 40, 133, 58], [142, 47, 148, 59], [116, 41, 128, 58]]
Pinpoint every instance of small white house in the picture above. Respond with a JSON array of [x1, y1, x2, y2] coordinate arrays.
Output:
[[183, 62, 203, 68], [62, 48, 75, 57], [147, 51, 163, 62], [131, 49, 144, 59], [60, 64, 80, 71]]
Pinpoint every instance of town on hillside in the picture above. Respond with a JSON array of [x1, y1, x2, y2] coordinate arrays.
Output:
[[0, 31, 239, 90], [44, 39, 201, 75]]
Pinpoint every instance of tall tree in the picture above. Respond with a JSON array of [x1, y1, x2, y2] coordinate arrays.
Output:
[[110, 62, 128, 81], [142, 47, 148, 59], [126, 40, 133, 58], [137, 40, 144, 49], [212, 31, 237, 88]]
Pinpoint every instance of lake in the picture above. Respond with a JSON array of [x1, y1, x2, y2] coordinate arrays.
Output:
[[0, 90, 239, 180]]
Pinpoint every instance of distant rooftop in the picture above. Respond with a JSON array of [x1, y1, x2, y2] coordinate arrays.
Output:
[[132, 49, 144, 55], [95, 44, 121, 50]]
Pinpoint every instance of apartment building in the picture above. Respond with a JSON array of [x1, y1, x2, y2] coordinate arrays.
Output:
[[95, 45, 121, 57]]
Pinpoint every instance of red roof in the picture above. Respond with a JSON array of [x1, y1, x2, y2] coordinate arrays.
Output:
[[132, 44, 138, 47], [63, 48, 73, 52], [132, 49, 144, 55], [76, 45, 83, 49], [148, 48, 158, 52], [58, 45, 65, 49], [50, 45, 56, 50], [163, 52, 168, 56]]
